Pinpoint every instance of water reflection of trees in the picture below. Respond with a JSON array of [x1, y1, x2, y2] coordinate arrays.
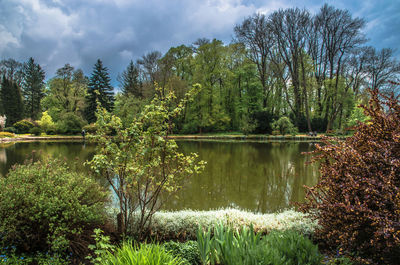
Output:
[[0, 140, 319, 214], [166, 141, 319, 213]]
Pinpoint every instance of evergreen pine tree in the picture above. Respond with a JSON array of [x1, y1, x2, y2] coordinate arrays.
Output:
[[85, 59, 114, 123], [1, 75, 23, 126], [118, 60, 142, 97], [22, 57, 45, 120]]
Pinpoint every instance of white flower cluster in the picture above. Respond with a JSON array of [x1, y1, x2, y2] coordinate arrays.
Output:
[[132, 208, 318, 240]]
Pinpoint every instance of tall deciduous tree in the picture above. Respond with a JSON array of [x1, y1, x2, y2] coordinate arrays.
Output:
[[363, 47, 400, 93], [22, 57, 45, 120], [0, 58, 24, 86], [315, 4, 366, 131], [42, 64, 87, 122], [84, 59, 114, 123], [234, 13, 273, 109]]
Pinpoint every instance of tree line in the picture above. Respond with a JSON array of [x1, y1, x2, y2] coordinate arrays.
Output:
[[1, 4, 399, 134]]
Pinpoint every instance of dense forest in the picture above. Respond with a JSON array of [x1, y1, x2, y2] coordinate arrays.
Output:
[[1, 4, 399, 134]]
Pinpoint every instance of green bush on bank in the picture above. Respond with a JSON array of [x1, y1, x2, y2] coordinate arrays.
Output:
[[0, 132, 14, 138], [13, 119, 35, 134], [3, 127, 17, 134], [163, 241, 201, 265], [143, 208, 317, 241], [29, 126, 42, 136], [56, 112, 85, 135], [0, 158, 109, 260]]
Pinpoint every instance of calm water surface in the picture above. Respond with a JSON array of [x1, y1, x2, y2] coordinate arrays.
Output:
[[0, 140, 319, 213]]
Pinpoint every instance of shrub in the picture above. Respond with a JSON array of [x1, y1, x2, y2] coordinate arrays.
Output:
[[45, 127, 57, 135], [83, 123, 98, 134], [86, 228, 115, 265], [271, 117, 297, 136], [99, 242, 184, 265], [261, 229, 322, 265], [29, 126, 42, 136], [164, 241, 200, 265], [145, 208, 316, 241], [0, 251, 68, 265], [13, 119, 35, 134], [271, 130, 280, 136], [38, 111, 55, 132], [251, 110, 276, 134], [0, 158, 109, 260], [0, 132, 14, 138], [56, 112, 85, 135], [302, 90, 400, 264], [3, 127, 16, 134]]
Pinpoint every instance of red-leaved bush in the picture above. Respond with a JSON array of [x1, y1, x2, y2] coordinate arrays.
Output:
[[302, 89, 400, 264]]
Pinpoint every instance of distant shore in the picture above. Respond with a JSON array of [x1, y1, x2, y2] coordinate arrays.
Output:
[[0, 133, 348, 143]]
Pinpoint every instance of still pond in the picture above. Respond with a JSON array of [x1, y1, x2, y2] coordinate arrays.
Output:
[[0, 140, 319, 213]]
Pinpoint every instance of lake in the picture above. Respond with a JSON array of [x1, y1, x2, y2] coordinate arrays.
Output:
[[0, 140, 319, 213]]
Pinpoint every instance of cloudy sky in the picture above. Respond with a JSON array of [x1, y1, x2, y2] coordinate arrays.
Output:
[[1, 0, 399, 87]]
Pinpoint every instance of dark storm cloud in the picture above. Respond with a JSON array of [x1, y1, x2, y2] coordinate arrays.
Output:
[[0, 0, 399, 86]]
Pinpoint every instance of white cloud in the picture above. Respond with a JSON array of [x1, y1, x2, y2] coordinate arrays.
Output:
[[0, 0, 398, 81], [119, 49, 133, 59], [0, 25, 20, 53]]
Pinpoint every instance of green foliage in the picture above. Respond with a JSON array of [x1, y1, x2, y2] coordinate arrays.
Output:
[[196, 226, 214, 265], [0, 131, 14, 138], [45, 127, 57, 135], [87, 228, 116, 264], [0, 251, 68, 265], [13, 119, 34, 133], [22, 57, 45, 120], [261, 229, 322, 265], [326, 256, 354, 265], [271, 116, 298, 136], [38, 111, 55, 132], [1, 75, 23, 127], [112, 93, 147, 127], [88, 84, 205, 237], [163, 241, 200, 265], [118, 60, 142, 98], [239, 112, 257, 135], [345, 101, 368, 129], [56, 112, 85, 134], [302, 90, 400, 264], [41, 65, 87, 124], [195, 224, 321, 265], [85, 59, 114, 123], [0, 158, 109, 259], [252, 111, 276, 134], [3, 127, 16, 134], [210, 223, 264, 265], [83, 123, 98, 134], [99, 242, 184, 265], [29, 126, 42, 136]]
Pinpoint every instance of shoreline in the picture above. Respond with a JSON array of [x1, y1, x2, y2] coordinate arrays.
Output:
[[0, 134, 347, 143]]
